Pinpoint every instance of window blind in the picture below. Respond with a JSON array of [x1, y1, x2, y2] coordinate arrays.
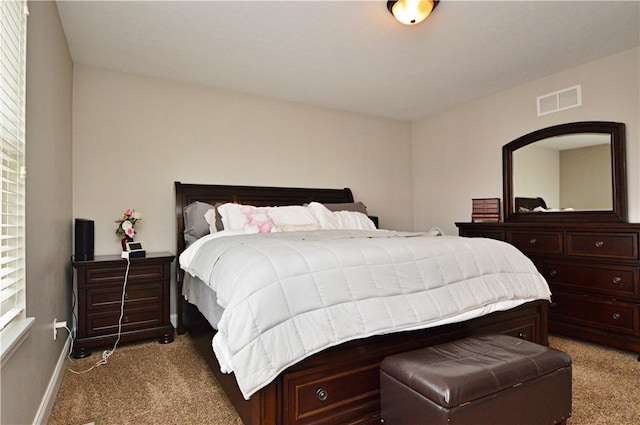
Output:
[[0, 0, 27, 331]]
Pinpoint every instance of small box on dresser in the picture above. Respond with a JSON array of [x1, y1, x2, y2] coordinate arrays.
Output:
[[471, 198, 501, 222], [72, 251, 175, 359]]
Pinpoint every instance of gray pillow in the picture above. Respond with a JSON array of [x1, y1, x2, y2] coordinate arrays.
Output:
[[323, 201, 368, 215], [183, 201, 215, 245]]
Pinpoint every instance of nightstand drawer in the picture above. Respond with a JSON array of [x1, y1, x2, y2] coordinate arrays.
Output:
[[542, 262, 639, 297], [508, 231, 563, 255], [550, 292, 639, 334], [86, 306, 163, 336], [83, 262, 167, 286], [567, 232, 638, 259], [86, 282, 163, 311]]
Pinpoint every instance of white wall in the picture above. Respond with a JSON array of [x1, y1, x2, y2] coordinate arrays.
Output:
[[513, 145, 559, 208], [412, 48, 640, 235], [72, 66, 413, 257], [560, 144, 612, 210], [1, 2, 74, 424]]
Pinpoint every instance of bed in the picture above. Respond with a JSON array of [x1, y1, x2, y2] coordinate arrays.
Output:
[[174, 182, 551, 425]]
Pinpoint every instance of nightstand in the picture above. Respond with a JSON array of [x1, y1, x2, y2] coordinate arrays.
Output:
[[72, 251, 175, 358]]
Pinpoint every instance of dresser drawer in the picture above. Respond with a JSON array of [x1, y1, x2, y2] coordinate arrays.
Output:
[[542, 262, 639, 298], [82, 262, 167, 286], [284, 362, 379, 424], [86, 306, 164, 337], [508, 231, 563, 255], [86, 283, 163, 311], [460, 229, 506, 241], [566, 232, 638, 260], [550, 292, 639, 335]]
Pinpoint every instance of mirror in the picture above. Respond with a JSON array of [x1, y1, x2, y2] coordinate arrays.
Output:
[[503, 121, 627, 223], [513, 133, 612, 211]]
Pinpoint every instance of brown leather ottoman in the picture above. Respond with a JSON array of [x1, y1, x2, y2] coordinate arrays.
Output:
[[380, 334, 572, 425]]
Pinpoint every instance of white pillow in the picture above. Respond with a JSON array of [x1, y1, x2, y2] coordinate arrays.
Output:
[[267, 205, 320, 232], [217, 203, 277, 233], [307, 202, 376, 230], [332, 210, 377, 230], [203, 208, 218, 234]]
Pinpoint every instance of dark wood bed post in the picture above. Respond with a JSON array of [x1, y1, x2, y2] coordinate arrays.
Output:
[[175, 182, 187, 335]]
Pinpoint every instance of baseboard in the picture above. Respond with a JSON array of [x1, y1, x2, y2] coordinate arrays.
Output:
[[33, 334, 71, 425]]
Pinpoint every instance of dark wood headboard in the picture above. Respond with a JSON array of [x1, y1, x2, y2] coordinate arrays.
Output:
[[174, 181, 354, 333]]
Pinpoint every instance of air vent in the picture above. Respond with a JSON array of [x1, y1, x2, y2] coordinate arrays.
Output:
[[537, 85, 582, 116]]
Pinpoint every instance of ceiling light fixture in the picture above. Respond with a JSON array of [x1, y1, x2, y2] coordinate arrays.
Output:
[[387, 0, 439, 26]]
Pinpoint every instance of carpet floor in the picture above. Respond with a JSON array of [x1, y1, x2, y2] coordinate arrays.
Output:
[[47, 334, 639, 425]]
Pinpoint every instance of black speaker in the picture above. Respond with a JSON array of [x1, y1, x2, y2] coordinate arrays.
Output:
[[74, 218, 94, 261]]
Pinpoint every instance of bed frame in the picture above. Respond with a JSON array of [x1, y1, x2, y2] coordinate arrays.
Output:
[[174, 181, 549, 425]]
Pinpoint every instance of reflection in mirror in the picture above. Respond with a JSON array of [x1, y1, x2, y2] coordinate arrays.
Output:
[[503, 121, 627, 223], [513, 133, 611, 212]]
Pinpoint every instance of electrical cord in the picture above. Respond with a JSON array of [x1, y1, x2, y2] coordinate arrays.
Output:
[[70, 263, 78, 343], [67, 256, 131, 374]]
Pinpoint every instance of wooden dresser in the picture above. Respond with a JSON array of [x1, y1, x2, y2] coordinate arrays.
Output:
[[72, 252, 175, 358], [457, 222, 640, 357]]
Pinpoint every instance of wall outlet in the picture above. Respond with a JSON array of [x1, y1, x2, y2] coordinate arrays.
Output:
[[53, 318, 67, 340]]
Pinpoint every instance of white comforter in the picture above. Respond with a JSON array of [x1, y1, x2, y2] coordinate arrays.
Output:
[[180, 230, 550, 399]]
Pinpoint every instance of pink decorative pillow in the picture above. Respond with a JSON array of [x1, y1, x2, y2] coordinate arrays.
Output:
[[240, 205, 276, 233], [217, 203, 276, 233]]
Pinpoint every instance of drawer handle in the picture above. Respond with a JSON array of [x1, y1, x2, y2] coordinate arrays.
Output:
[[549, 270, 558, 277], [612, 313, 621, 320], [124, 315, 129, 323], [612, 277, 622, 285], [529, 238, 537, 245], [316, 388, 328, 402], [124, 292, 129, 300], [518, 331, 528, 340], [595, 241, 604, 248]]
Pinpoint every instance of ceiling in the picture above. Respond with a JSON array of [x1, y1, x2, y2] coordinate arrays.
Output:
[[56, 1, 640, 122]]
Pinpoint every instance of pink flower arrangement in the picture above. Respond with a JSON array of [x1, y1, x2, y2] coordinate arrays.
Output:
[[115, 209, 142, 238]]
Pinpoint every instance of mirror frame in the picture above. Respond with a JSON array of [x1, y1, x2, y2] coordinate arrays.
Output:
[[503, 121, 627, 223]]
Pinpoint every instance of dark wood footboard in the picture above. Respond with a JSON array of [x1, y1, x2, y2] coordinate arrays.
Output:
[[189, 300, 548, 425]]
